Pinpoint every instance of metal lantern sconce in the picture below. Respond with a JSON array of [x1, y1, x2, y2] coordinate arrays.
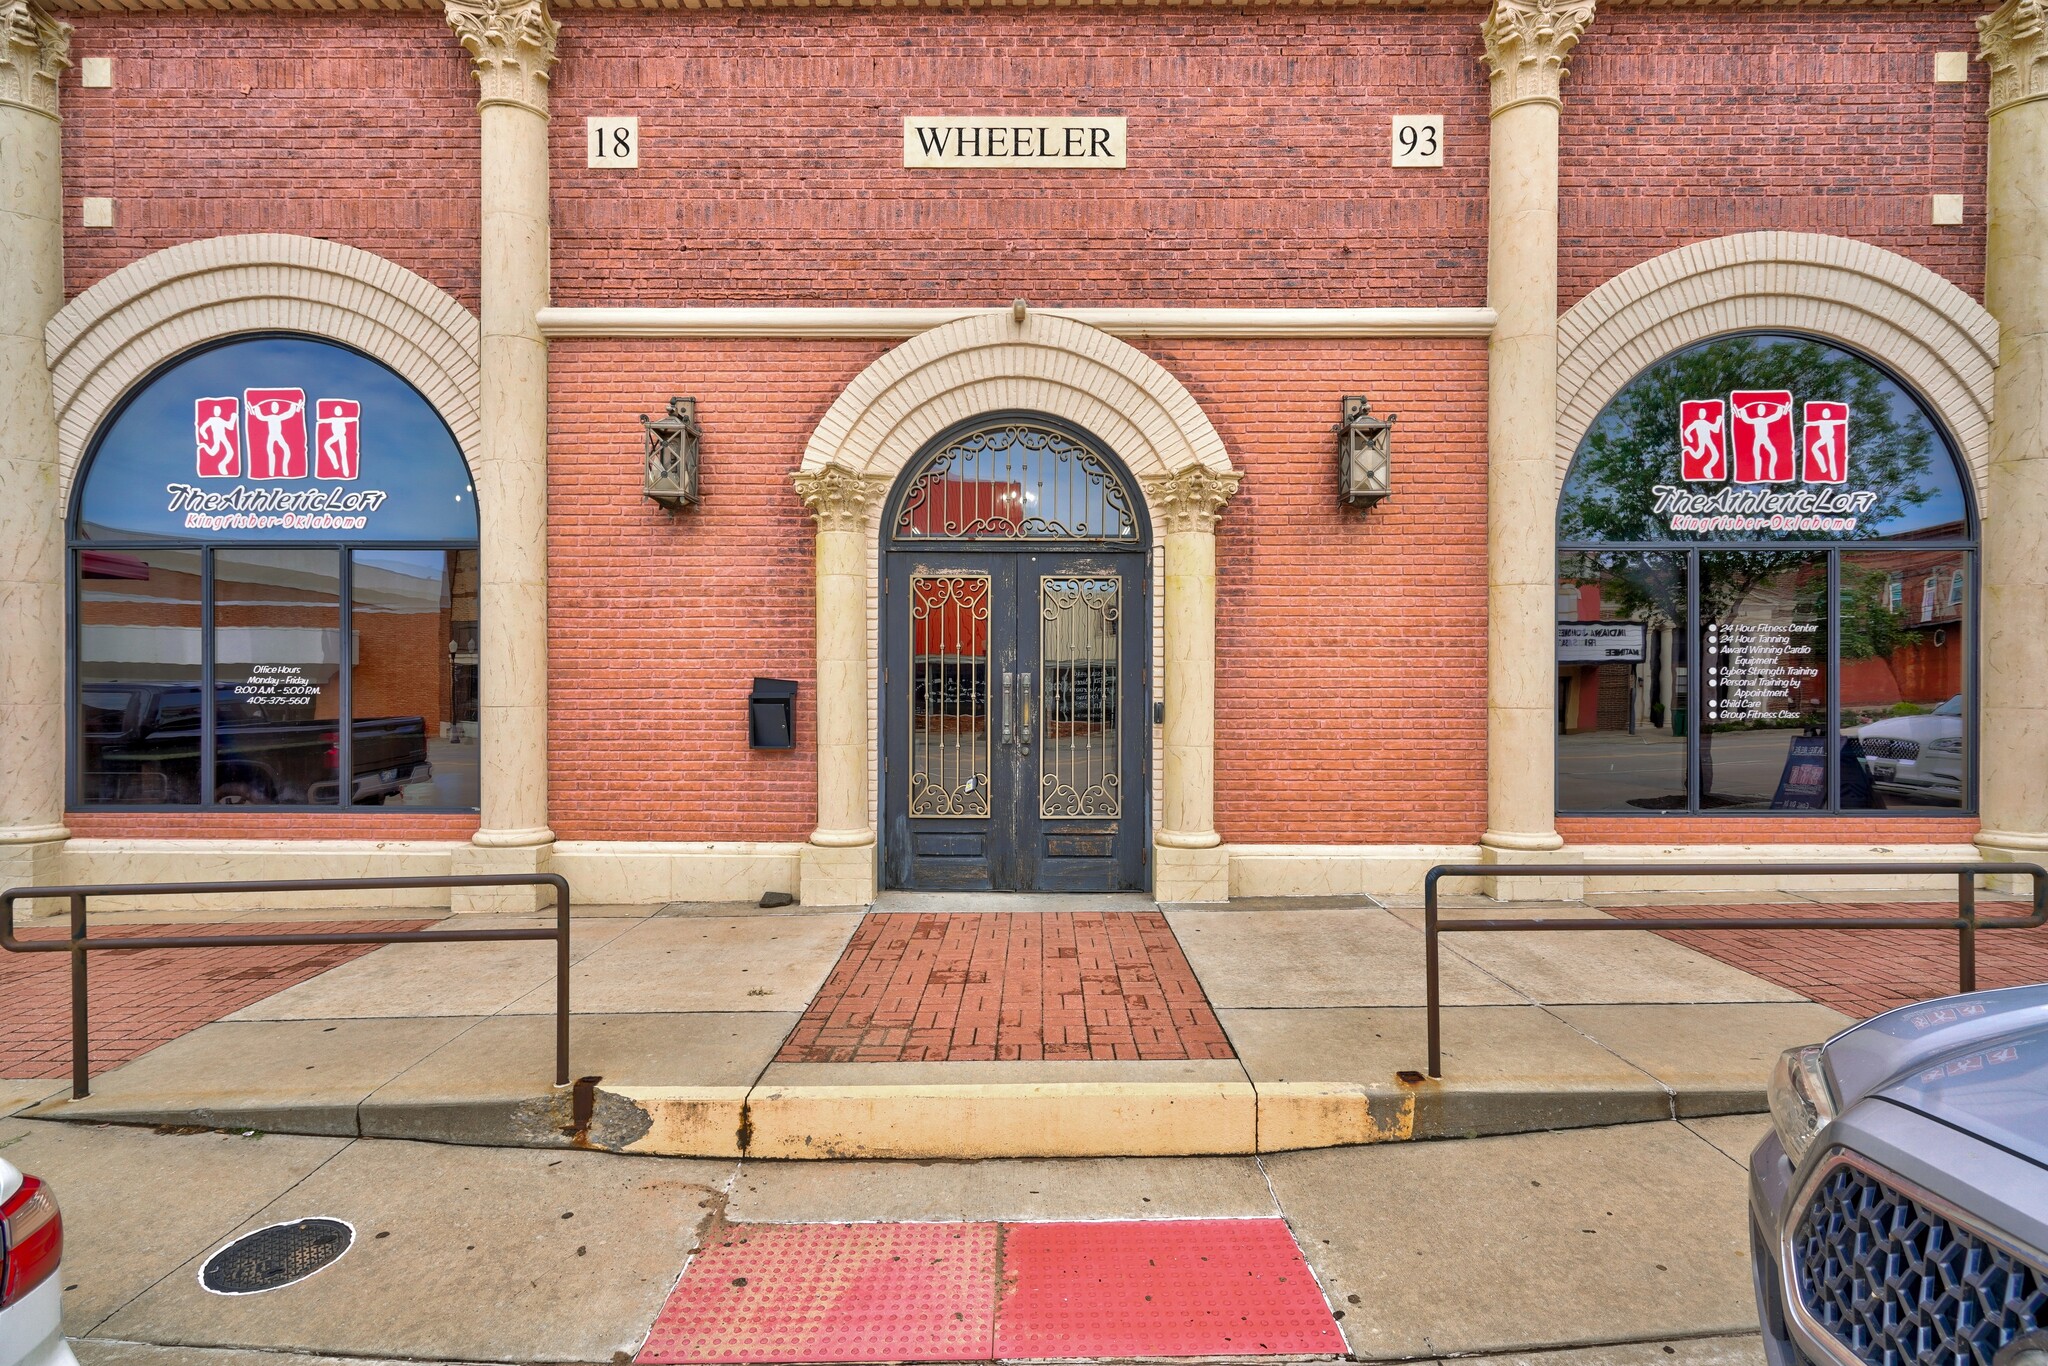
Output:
[[1337, 396, 1396, 508], [641, 397, 702, 512]]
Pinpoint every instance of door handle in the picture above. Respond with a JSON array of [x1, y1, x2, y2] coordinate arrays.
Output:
[[1017, 671, 1033, 757], [1000, 671, 1015, 746]]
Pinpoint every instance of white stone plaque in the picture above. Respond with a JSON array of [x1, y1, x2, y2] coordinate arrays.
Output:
[[1391, 114, 1443, 168], [587, 116, 639, 170], [904, 117, 1126, 169]]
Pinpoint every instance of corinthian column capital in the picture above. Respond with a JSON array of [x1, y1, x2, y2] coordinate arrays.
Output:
[[1481, 0, 1596, 115], [445, 0, 559, 116], [0, 0, 70, 120], [793, 464, 886, 533], [1980, 0, 2048, 116], [1142, 466, 1242, 535]]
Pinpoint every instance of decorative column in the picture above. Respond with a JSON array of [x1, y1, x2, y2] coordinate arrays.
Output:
[[794, 465, 887, 906], [1976, 0, 2048, 880], [0, 0, 71, 895], [1143, 466, 1241, 903], [1479, 0, 1594, 895], [445, 0, 558, 911]]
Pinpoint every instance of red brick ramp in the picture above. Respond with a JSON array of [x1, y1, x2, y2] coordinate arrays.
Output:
[[635, 1218, 1345, 1363]]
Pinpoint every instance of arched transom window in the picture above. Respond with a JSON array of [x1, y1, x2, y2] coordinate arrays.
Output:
[[891, 416, 1141, 544]]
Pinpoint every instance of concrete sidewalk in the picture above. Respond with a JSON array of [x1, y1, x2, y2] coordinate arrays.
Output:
[[9, 893, 1852, 1158], [0, 1102, 1776, 1363]]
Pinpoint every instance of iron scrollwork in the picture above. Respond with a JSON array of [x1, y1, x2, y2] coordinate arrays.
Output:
[[895, 423, 1139, 542]]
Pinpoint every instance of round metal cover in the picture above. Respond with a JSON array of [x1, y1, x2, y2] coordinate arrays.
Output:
[[200, 1218, 354, 1295]]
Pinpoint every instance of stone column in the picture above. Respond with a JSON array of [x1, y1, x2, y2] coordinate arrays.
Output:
[[794, 465, 886, 906], [1976, 0, 2048, 881], [0, 0, 71, 896], [1142, 466, 1241, 903], [445, 0, 558, 911], [1479, 0, 1594, 896]]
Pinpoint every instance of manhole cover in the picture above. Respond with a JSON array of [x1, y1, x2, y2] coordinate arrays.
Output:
[[200, 1218, 355, 1295]]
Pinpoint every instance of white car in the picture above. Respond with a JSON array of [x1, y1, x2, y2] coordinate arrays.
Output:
[[0, 1159, 76, 1366], [1851, 694, 1965, 804]]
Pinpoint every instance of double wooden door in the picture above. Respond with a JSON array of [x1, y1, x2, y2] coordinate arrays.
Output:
[[882, 548, 1149, 892]]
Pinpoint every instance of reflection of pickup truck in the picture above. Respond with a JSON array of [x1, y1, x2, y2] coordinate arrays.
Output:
[[81, 683, 431, 806], [1850, 694, 1964, 804]]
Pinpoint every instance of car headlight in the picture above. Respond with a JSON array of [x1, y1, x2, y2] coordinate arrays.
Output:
[[1927, 737, 1962, 756], [1769, 1044, 1836, 1165]]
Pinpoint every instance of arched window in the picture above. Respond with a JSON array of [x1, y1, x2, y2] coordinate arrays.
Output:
[[1556, 332, 1976, 816], [890, 416, 1142, 544], [71, 334, 480, 811]]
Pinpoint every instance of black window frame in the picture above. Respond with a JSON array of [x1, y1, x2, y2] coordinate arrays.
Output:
[[1555, 330, 1979, 819], [65, 333, 481, 814]]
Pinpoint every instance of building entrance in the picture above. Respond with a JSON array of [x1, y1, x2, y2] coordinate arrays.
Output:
[[880, 414, 1151, 892]]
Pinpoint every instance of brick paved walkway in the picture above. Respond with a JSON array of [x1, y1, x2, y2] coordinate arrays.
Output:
[[0, 921, 432, 1079], [1606, 902, 2048, 1019], [777, 911, 1236, 1063]]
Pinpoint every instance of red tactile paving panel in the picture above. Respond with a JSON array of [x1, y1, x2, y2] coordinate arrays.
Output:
[[995, 1218, 1346, 1358], [635, 1222, 1000, 1364], [1604, 901, 2048, 1019], [0, 921, 433, 1079], [777, 911, 1237, 1063]]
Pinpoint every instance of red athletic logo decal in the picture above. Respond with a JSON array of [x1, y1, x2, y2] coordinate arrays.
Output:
[[1729, 390, 1796, 483], [315, 399, 361, 480], [1802, 401, 1849, 483], [1679, 399, 1727, 482], [195, 397, 241, 478], [242, 388, 309, 480]]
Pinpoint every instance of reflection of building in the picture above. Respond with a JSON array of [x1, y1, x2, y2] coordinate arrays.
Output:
[[1839, 523, 1967, 720]]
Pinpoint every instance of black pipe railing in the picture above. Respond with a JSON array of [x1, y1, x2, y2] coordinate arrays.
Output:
[[1423, 861, 2048, 1078], [1, 874, 572, 1101]]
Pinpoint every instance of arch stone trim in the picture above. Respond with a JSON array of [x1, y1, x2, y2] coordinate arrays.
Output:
[[1556, 232, 1999, 511], [47, 234, 482, 508], [800, 310, 1234, 485]]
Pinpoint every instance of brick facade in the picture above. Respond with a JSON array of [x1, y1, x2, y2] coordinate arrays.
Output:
[[1559, 7, 1988, 308]]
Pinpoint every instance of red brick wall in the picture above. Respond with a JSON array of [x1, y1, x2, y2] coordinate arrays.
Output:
[[59, 13, 481, 308], [1155, 340, 1492, 845], [548, 9, 1489, 308], [1560, 7, 1988, 308], [66, 811, 479, 839], [1560, 815, 1978, 843], [546, 339, 889, 843]]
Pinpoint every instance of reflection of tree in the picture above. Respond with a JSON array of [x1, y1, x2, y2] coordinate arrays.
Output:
[[1806, 564, 1908, 664], [1560, 335, 1936, 546]]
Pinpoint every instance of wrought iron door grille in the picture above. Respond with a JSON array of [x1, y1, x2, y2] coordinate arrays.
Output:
[[1039, 575, 1122, 817], [895, 422, 1138, 542], [1792, 1159, 2047, 1366], [908, 573, 992, 818]]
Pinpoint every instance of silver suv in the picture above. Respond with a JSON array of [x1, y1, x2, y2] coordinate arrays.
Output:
[[1749, 985, 2048, 1366]]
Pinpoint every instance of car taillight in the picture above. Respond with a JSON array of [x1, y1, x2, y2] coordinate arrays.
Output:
[[323, 732, 339, 768], [0, 1175, 63, 1309]]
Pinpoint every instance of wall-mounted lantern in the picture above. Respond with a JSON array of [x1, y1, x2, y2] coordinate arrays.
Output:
[[641, 396, 702, 512], [1337, 395, 1396, 508], [749, 678, 798, 750]]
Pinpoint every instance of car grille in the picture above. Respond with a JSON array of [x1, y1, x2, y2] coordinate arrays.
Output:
[[1793, 1162, 2048, 1366], [1858, 738, 1921, 761]]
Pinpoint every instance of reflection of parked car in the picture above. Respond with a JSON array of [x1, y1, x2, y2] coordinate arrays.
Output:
[[81, 682, 431, 805], [1851, 695, 1964, 803], [1749, 986, 2048, 1366]]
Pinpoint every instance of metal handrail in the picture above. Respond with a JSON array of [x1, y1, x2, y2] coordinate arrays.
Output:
[[1, 874, 572, 1101], [1423, 861, 2048, 1078]]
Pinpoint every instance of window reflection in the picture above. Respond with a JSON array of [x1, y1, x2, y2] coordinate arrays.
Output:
[[351, 550, 479, 808], [76, 549, 204, 805], [212, 549, 342, 805], [1556, 553, 1688, 811], [1698, 552, 1830, 809], [1840, 548, 1969, 810]]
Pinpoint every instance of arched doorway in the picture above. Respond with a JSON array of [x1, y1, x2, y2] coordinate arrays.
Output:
[[880, 412, 1152, 892]]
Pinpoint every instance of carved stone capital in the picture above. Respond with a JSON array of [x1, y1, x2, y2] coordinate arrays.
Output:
[[793, 465, 886, 533], [1481, 0, 1596, 115], [1142, 466, 1242, 535], [1980, 0, 2048, 116], [0, 0, 70, 120], [444, 0, 558, 116]]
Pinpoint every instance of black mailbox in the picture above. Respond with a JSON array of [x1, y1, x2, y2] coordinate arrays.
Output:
[[749, 678, 798, 749]]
